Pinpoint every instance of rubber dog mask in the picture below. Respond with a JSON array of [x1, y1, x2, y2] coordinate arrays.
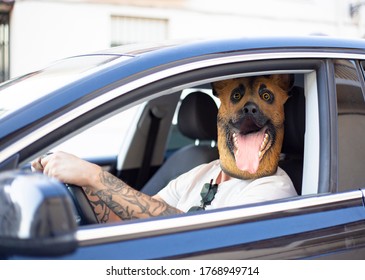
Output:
[[212, 74, 294, 180]]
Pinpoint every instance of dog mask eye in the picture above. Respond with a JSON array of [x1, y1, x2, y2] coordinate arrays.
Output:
[[262, 92, 270, 100], [259, 85, 274, 104], [231, 84, 245, 103]]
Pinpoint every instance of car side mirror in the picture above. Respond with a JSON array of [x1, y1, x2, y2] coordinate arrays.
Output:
[[0, 171, 77, 257]]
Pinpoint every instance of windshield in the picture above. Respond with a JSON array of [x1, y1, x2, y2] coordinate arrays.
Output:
[[0, 55, 123, 119]]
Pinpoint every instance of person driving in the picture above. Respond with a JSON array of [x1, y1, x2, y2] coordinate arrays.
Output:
[[31, 76, 297, 223]]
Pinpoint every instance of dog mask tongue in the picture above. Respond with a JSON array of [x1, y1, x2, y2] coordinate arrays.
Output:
[[234, 128, 266, 174]]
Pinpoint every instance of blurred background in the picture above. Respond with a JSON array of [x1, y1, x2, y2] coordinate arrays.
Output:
[[1, 0, 365, 82]]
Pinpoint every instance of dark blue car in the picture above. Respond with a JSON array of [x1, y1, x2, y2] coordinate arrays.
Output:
[[0, 36, 365, 259]]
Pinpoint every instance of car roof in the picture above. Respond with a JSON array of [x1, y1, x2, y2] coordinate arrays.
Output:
[[93, 36, 365, 58]]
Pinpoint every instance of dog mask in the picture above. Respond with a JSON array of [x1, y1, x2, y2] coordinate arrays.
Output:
[[212, 74, 293, 180]]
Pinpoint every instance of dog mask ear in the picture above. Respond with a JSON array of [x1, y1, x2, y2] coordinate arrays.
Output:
[[211, 80, 231, 97], [270, 74, 295, 92]]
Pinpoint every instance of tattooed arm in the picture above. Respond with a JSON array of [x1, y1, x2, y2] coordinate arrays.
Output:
[[32, 151, 183, 223], [83, 187, 119, 223], [82, 171, 183, 222]]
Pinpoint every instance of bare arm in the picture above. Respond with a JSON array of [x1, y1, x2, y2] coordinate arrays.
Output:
[[83, 170, 182, 222], [82, 187, 119, 223], [32, 151, 183, 222]]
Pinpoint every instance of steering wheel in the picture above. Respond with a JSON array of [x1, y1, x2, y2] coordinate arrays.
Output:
[[66, 184, 99, 225], [34, 152, 98, 225]]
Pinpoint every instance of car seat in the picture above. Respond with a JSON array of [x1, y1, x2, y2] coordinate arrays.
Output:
[[141, 91, 219, 195], [279, 86, 306, 195]]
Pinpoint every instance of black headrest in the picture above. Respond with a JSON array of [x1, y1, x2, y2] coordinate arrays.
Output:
[[178, 91, 218, 141], [282, 86, 305, 154]]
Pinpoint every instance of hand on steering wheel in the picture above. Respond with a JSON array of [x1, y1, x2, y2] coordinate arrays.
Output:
[[32, 152, 99, 225]]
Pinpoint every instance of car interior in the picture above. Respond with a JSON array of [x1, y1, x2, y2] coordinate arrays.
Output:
[[116, 73, 306, 197], [140, 90, 219, 195]]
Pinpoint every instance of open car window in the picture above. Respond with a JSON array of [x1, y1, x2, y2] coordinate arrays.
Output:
[[32, 66, 323, 227], [44, 69, 314, 202]]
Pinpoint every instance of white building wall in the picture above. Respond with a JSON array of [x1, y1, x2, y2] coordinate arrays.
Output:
[[9, 0, 365, 78], [10, 1, 110, 77]]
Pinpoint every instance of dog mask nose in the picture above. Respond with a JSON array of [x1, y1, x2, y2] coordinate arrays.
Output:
[[243, 102, 259, 116]]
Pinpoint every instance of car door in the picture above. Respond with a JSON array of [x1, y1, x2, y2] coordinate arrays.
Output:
[[1, 48, 365, 260]]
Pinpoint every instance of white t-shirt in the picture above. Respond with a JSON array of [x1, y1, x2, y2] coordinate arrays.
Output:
[[157, 159, 297, 212]]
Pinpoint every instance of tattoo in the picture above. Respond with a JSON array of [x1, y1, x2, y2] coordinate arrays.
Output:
[[83, 187, 111, 223], [95, 171, 182, 221]]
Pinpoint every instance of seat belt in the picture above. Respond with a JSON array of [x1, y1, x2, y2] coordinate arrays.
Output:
[[136, 107, 164, 188]]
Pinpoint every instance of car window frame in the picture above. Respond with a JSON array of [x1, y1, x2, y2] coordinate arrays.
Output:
[[16, 58, 329, 195]]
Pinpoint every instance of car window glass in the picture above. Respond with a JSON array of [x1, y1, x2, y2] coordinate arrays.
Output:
[[335, 60, 365, 191], [52, 104, 142, 158], [0, 55, 121, 120]]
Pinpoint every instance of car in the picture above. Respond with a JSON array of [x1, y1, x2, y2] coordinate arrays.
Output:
[[0, 36, 365, 260]]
